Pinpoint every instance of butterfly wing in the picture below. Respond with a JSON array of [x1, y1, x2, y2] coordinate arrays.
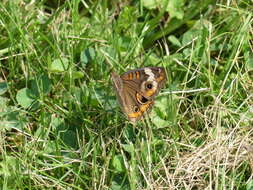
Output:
[[111, 72, 153, 122], [111, 67, 167, 122], [121, 67, 167, 99]]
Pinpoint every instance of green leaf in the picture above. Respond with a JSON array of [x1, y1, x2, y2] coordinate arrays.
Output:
[[122, 144, 135, 154], [49, 58, 69, 72], [61, 130, 78, 149], [112, 155, 125, 173], [31, 74, 51, 96], [111, 175, 130, 190], [0, 82, 8, 95], [167, 0, 184, 19], [52, 116, 66, 131], [16, 88, 36, 108], [154, 96, 168, 117], [152, 117, 169, 128], [81, 47, 96, 65], [73, 71, 84, 79], [168, 35, 181, 47], [151, 96, 174, 127], [142, 0, 163, 9], [182, 28, 199, 46], [2, 108, 28, 131], [142, 0, 184, 19], [52, 117, 77, 148]]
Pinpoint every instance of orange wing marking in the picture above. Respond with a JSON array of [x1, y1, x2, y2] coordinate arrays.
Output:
[[135, 71, 140, 79], [128, 102, 152, 120], [128, 72, 133, 80]]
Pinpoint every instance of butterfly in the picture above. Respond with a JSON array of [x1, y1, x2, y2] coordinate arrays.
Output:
[[111, 67, 167, 122]]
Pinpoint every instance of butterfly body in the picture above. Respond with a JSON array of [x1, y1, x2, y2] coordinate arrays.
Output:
[[111, 67, 167, 122]]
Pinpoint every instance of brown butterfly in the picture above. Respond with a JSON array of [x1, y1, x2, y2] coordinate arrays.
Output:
[[111, 67, 167, 122]]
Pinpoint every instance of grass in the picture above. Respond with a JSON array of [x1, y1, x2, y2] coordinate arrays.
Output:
[[0, 0, 253, 189]]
